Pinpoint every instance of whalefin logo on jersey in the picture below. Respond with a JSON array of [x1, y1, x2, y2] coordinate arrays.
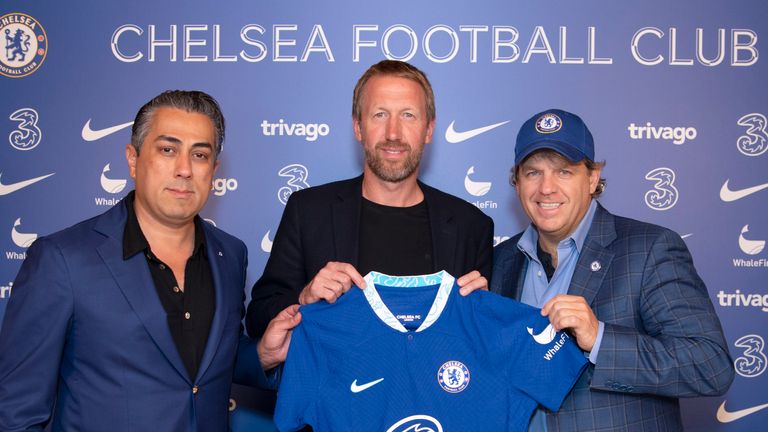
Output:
[[11, 218, 36, 247], [100, 163, 127, 193], [0, 13, 48, 78], [464, 166, 491, 197], [386, 415, 443, 432], [527, 323, 557, 345], [437, 360, 469, 393]]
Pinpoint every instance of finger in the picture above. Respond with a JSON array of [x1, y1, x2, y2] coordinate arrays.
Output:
[[456, 270, 480, 287], [339, 263, 366, 289], [459, 277, 488, 296]]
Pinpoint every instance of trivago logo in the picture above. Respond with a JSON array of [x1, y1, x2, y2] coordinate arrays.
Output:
[[212, 177, 238, 196], [628, 122, 697, 145], [260, 119, 329, 142], [717, 289, 768, 312]]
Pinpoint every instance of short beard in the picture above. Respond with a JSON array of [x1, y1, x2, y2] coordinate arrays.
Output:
[[364, 140, 422, 183]]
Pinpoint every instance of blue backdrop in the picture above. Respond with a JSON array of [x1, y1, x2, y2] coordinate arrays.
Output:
[[1, 1, 766, 430]]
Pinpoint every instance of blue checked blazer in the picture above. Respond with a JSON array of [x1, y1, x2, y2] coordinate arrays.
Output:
[[490, 203, 734, 432]]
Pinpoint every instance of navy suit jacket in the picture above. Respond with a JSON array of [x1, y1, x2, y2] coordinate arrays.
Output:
[[246, 175, 494, 337], [0, 197, 268, 432], [490, 203, 733, 431]]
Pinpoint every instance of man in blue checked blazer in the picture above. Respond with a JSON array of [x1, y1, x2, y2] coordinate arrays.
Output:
[[491, 109, 734, 431]]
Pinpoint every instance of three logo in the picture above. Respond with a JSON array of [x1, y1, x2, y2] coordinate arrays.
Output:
[[644, 167, 678, 211]]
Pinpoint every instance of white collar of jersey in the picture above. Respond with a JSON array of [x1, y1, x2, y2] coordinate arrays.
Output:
[[361, 270, 455, 333]]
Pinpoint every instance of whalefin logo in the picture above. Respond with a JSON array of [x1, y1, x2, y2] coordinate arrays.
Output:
[[0, 172, 55, 196], [81, 119, 133, 141], [717, 401, 768, 423], [11, 218, 36, 247], [100, 163, 127, 193], [386, 415, 443, 432], [464, 166, 492, 196], [0, 13, 48, 78], [261, 230, 273, 253], [528, 323, 557, 345], [445, 120, 509, 143], [739, 225, 765, 255], [721, 179, 768, 202]]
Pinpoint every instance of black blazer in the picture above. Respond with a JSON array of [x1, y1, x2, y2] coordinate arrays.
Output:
[[246, 175, 494, 337]]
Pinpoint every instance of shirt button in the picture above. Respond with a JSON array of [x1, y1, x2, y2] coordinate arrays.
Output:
[[537, 271, 542, 277], [407, 334, 414, 341], [192, 385, 199, 394], [159, 264, 166, 270], [173, 286, 180, 293], [184, 312, 191, 320]]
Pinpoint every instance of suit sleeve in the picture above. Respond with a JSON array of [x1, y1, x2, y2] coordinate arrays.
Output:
[[591, 229, 734, 397], [246, 194, 306, 338], [476, 214, 494, 282], [0, 237, 73, 431]]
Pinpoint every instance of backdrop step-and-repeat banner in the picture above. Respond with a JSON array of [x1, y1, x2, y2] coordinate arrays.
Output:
[[1, 1, 766, 430]]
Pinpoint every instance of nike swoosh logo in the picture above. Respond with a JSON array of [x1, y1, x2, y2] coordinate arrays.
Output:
[[720, 179, 768, 202], [717, 401, 768, 423], [0, 172, 55, 196], [350, 378, 384, 393], [81, 119, 134, 141], [445, 120, 509, 143]]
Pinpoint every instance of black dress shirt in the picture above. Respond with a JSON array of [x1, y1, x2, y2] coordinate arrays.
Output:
[[122, 192, 215, 380]]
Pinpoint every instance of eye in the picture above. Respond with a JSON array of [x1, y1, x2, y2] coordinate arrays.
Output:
[[402, 112, 416, 119], [160, 146, 175, 155], [192, 151, 210, 160], [373, 111, 387, 119], [558, 169, 573, 177], [524, 169, 541, 178]]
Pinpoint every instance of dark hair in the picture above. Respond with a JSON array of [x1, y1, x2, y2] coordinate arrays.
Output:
[[352, 60, 435, 122], [131, 90, 225, 159], [510, 149, 607, 197]]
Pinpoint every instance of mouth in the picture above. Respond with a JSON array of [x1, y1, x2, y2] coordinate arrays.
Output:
[[376, 143, 409, 158], [537, 202, 562, 210], [166, 188, 194, 198]]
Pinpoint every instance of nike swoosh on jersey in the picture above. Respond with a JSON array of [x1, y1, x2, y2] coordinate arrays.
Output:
[[717, 401, 768, 423], [350, 378, 384, 393], [81, 119, 134, 141], [720, 179, 768, 202], [445, 120, 510, 143], [0, 172, 55, 196]]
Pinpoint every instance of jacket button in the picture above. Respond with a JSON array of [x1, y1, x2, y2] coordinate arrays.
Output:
[[192, 385, 199, 394]]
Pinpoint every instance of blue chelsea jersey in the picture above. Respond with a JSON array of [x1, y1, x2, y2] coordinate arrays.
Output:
[[275, 271, 587, 432]]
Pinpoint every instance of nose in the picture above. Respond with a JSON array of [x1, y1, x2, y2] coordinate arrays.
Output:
[[539, 172, 557, 195], [175, 153, 192, 179], [385, 116, 401, 142]]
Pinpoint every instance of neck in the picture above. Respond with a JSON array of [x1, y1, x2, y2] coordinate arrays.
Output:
[[133, 204, 196, 254], [361, 172, 424, 207], [537, 234, 561, 268]]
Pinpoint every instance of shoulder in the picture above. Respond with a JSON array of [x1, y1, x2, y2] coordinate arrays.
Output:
[[421, 181, 492, 224], [287, 176, 360, 206]]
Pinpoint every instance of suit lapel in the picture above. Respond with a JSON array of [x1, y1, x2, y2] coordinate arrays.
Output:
[[568, 204, 616, 306], [196, 230, 231, 382], [94, 201, 190, 383], [423, 183, 458, 274], [332, 176, 362, 265]]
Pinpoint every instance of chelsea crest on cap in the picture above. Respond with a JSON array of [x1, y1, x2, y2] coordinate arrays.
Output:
[[515, 109, 595, 164]]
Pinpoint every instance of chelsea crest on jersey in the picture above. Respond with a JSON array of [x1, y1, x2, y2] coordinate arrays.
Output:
[[275, 271, 588, 431]]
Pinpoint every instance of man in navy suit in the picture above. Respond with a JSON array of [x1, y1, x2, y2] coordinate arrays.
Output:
[[491, 109, 734, 431], [247, 60, 493, 336], [0, 91, 300, 431]]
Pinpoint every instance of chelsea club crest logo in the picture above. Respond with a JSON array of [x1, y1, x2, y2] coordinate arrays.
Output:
[[535, 113, 562, 134], [437, 360, 470, 393], [0, 13, 47, 78]]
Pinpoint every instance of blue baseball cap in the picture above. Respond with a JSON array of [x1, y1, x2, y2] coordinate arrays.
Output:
[[514, 109, 594, 165]]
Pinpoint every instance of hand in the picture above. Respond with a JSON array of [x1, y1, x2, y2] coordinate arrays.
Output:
[[541, 294, 599, 352], [456, 270, 488, 296], [298, 262, 365, 305], [257, 304, 302, 370]]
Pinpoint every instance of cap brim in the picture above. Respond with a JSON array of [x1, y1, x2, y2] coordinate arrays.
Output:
[[515, 139, 588, 165]]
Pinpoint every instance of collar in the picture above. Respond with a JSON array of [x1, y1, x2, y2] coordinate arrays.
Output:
[[517, 199, 598, 260], [362, 270, 455, 333]]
